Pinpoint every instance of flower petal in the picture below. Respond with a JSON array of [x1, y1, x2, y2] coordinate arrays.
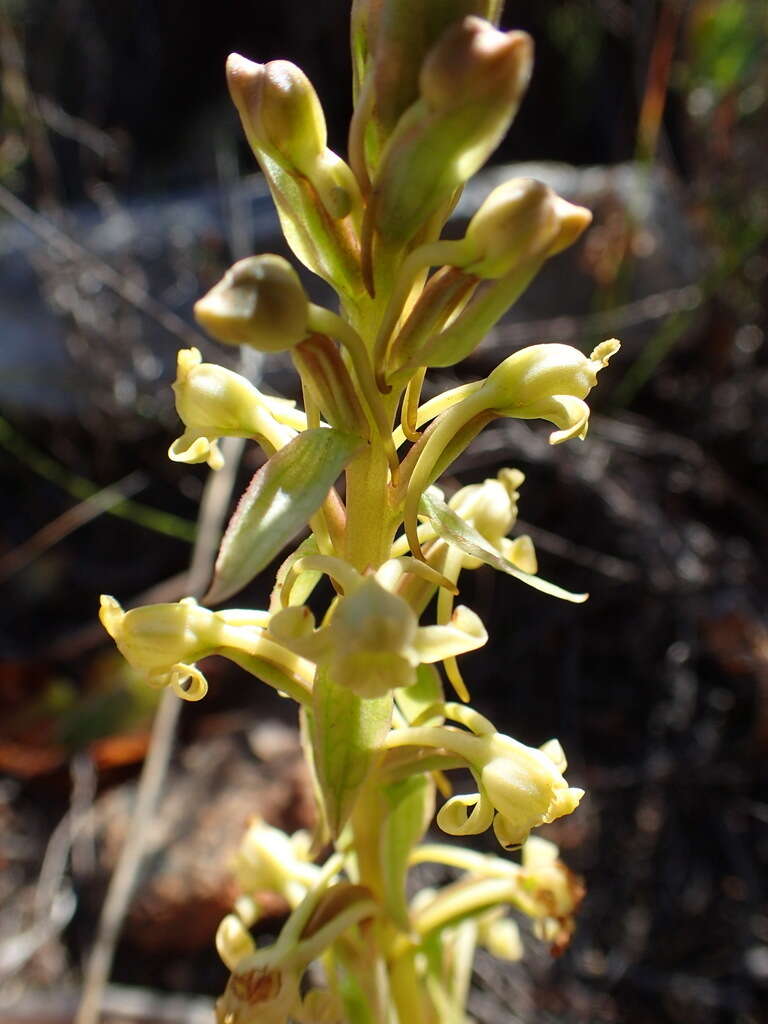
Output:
[[413, 605, 487, 663], [436, 792, 495, 836]]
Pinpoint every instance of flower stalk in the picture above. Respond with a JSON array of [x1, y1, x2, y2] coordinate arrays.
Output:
[[99, 3, 620, 1020]]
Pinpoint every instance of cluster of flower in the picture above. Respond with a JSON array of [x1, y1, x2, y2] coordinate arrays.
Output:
[[99, 3, 619, 1020]]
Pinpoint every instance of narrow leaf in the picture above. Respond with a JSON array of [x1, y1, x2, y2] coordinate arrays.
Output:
[[311, 669, 392, 837], [299, 707, 331, 856], [380, 774, 434, 931], [419, 488, 588, 603], [205, 428, 362, 604]]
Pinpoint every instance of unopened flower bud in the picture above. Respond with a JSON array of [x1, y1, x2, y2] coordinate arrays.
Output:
[[457, 178, 591, 278], [228, 57, 326, 171], [194, 255, 309, 352], [368, 18, 533, 246], [349, 1, 505, 182], [547, 195, 594, 256], [420, 18, 532, 114], [227, 55, 357, 220]]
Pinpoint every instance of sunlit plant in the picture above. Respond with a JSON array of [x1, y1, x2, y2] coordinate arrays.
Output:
[[100, 3, 619, 1020]]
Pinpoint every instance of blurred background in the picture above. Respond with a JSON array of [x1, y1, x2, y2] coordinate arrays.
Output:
[[1, 1, 767, 1021]]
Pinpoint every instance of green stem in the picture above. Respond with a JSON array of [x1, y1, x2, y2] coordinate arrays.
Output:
[[344, 441, 397, 572]]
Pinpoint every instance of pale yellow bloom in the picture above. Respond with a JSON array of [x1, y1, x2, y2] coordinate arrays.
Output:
[[403, 340, 619, 563], [99, 596, 301, 702], [448, 468, 536, 573], [480, 339, 620, 443], [387, 704, 583, 849], [476, 909, 523, 961], [98, 595, 223, 700], [233, 817, 320, 908], [269, 560, 487, 698], [169, 347, 298, 469], [216, 914, 257, 973], [480, 736, 583, 849]]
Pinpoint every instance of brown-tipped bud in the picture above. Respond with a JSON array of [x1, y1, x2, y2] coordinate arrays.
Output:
[[349, 2, 505, 181], [460, 178, 592, 278], [194, 255, 309, 352], [367, 18, 534, 247], [420, 18, 533, 114], [226, 54, 326, 175]]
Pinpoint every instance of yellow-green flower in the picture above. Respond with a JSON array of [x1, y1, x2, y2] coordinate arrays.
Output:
[[403, 339, 619, 561], [233, 817, 320, 908], [481, 338, 620, 443], [269, 556, 487, 698], [448, 468, 536, 573], [479, 735, 582, 849], [476, 909, 524, 961], [169, 347, 299, 469], [99, 596, 305, 702], [98, 595, 224, 700], [386, 704, 583, 848]]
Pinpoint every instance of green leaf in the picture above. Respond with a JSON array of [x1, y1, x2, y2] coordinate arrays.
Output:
[[419, 487, 588, 603], [395, 663, 444, 725], [311, 669, 393, 837], [299, 706, 331, 855], [380, 774, 434, 931], [205, 428, 363, 605]]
